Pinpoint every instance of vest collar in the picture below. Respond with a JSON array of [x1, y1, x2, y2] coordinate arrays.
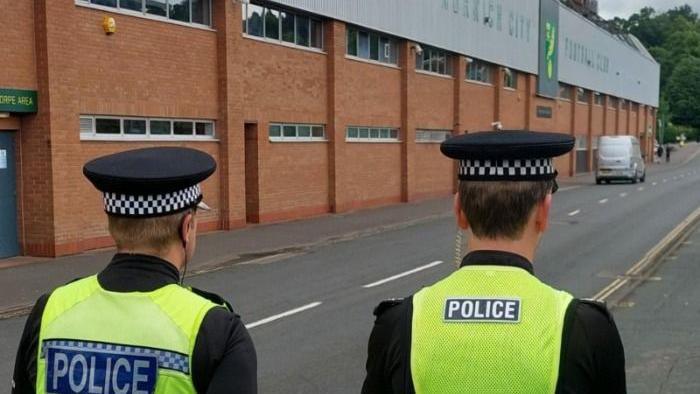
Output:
[[460, 250, 534, 275], [98, 253, 180, 292]]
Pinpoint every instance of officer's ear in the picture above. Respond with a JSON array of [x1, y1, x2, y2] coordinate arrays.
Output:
[[180, 210, 196, 243], [535, 194, 552, 233], [453, 193, 470, 231]]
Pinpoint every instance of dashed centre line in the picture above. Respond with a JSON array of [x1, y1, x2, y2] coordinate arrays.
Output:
[[568, 210, 581, 217], [619, 192, 628, 198], [652, 182, 657, 186], [246, 302, 323, 329], [637, 187, 644, 191], [362, 261, 444, 288], [598, 198, 608, 204]]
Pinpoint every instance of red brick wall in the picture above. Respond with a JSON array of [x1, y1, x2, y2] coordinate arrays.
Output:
[[500, 74, 527, 130], [0, 0, 36, 90], [530, 96, 557, 132], [414, 143, 453, 198], [461, 82, 496, 132], [605, 107, 617, 135], [591, 104, 604, 136]]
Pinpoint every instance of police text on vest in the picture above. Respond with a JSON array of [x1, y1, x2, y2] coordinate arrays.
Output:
[[45, 344, 158, 394], [444, 298, 521, 323]]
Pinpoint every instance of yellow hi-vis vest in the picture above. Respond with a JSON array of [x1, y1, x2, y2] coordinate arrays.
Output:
[[36, 275, 220, 394], [411, 265, 573, 394]]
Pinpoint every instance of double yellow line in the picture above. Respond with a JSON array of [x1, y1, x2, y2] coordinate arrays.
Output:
[[593, 206, 700, 302]]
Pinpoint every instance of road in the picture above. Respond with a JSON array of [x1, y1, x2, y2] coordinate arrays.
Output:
[[1, 151, 699, 392]]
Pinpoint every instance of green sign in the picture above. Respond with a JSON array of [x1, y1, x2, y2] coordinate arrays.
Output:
[[0, 88, 37, 113], [537, 0, 559, 98]]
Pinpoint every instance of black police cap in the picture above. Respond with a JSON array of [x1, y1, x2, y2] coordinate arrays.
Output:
[[83, 147, 216, 217], [441, 130, 575, 181]]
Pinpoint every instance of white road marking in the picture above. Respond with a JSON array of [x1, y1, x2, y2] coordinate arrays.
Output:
[[598, 199, 609, 204], [246, 302, 323, 329], [663, 179, 668, 183], [637, 187, 644, 191], [619, 192, 628, 198], [363, 261, 444, 288], [558, 186, 582, 192], [652, 182, 657, 186], [568, 210, 581, 217]]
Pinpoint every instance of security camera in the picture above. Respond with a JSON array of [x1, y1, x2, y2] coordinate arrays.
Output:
[[412, 44, 423, 55], [491, 121, 503, 131], [466, 57, 474, 64]]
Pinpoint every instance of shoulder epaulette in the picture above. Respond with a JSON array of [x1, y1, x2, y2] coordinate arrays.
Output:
[[189, 286, 233, 312], [373, 298, 404, 317]]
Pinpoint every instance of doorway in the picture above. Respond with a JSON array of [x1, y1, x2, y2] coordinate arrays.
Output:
[[0, 132, 19, 258], [244, 123, 260, 223]]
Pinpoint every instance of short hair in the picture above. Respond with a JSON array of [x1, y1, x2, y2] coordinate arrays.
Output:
[[107, 210, 193, 254], [458, 180, 554, 240]]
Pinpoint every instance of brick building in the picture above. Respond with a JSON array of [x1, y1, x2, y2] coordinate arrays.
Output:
[[0, 0, 660, 258]]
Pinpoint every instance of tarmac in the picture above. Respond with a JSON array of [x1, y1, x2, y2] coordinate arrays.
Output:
[[0, 142, 698, 317]]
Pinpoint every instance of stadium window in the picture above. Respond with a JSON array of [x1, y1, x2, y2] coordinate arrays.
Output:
[[594, 92, 604, 106], [346, 27, 399, 65], [242, 3, 322, 50], [269, 123, 326, 142], [347, 126, 400, 142], [415, 130, 452, 143], [80, 115, 215, 140], [504, 68, 518, 89], [558, 83, 573, 100], [415, 46, 453, 76], [609, 97, 619, 108], [78, 0, 212, 26], [577, 88, 588, 103], [466, 58, 493, 84]]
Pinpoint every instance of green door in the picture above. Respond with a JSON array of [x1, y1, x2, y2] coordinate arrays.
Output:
[[0, 132, 19, 258]]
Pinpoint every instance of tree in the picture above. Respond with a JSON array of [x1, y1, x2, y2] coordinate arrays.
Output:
[[667, 57, 700, 129]]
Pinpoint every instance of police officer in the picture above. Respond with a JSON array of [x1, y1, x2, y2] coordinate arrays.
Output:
[[13, 147, 257, 393], [362, 131, 626, 393]]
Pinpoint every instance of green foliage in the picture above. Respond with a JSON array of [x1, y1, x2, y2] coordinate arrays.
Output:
[[618, 4, 700, 136]]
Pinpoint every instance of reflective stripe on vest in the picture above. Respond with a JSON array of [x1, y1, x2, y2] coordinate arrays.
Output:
[[411, 266, 573, 394], [36, 275, 219, 394]]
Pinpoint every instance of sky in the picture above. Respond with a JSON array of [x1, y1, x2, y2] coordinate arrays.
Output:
[[598, 0, 700, 19]]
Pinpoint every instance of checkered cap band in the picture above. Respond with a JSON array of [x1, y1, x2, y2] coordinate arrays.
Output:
[[458, 158, 555, 179], [42, 339, 190, 374], [104, 184, 201, 217]]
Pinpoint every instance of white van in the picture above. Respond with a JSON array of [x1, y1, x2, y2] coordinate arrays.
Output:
[[596, 136, 646, 184]]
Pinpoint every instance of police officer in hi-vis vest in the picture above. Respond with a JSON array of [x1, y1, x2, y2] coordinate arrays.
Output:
[[362, 131, 626, 394], [12, 148, 257, 393]]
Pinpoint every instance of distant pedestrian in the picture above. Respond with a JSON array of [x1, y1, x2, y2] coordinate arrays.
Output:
[[666, 144, 671, 163], [362, 131, 626, 393], [12, 148, 257, 394]]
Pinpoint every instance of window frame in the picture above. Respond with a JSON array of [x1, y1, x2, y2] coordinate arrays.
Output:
[[415, 45, 453, 77], [503, 68, 518, 90], [593, 92, 604, 106], [466, 58, 493, 85], [268, 123, 327, 142], [576, 88, 588, 104], [242, 2, 324, 51], [415, 129, 452, 144], [558, 83, 573, 101], [346, 26, 399, 66], [346, 126, 400, 143], [75, 0, 213, 28], [79, 115, 216, 141]]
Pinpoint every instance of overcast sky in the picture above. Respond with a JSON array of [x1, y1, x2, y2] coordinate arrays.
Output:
[[598, 0, 700, 19]]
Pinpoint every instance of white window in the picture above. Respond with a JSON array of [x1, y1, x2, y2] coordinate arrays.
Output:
[[416, 46, 452, 76], [346, 126, 399, 142], [576, 135, 588, 150], [269, 123, 326, 142], [80, 115, 215, 140], [346, 26, 399, 65], [416, 129, 452, 143], [242, 3, 323, 50], [77, 0, 212, 26], [466, 58, 493, 84]]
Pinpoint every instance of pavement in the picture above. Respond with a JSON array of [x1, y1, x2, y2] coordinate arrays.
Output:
[[0, 142, 699, 392], [616, 219, 700, 394]]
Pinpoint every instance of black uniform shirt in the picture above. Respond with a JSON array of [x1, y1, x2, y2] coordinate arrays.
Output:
[[12, 254, 257, 394], [362, 250, 626, 394]]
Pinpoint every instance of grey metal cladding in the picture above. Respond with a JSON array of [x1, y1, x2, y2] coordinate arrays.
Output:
[[267, 0, 540, 73], [267, 0, 660, 107], [558, 5, 660, 107]]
